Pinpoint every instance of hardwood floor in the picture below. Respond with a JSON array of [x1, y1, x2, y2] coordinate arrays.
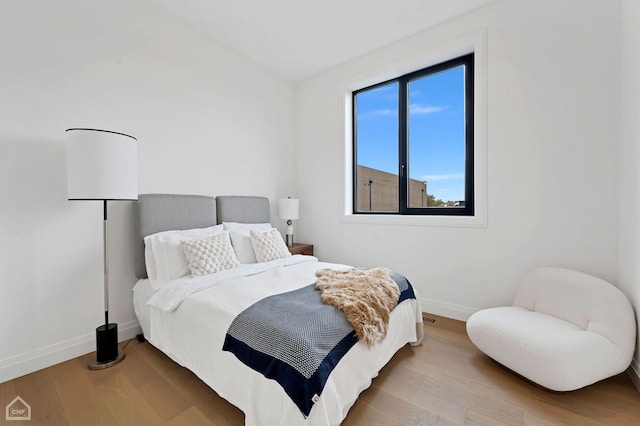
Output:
[[1, 315, 639, 425]]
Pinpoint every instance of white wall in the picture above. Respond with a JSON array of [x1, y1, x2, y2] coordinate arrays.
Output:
[[0, 0, 295, 382], [295, 0, 620, 319], [618, 0, 640, 389]]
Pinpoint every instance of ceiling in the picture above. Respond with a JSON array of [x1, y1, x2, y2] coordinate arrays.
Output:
[[145, 0, 499, 81]]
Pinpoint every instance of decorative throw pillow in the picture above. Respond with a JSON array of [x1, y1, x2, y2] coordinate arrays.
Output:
[[249, 228, 292, 263], [144, 225, 224, 290], [180, 232, 240, 276]]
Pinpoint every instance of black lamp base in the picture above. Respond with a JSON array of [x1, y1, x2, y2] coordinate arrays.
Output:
[[88, 323, 125, 370]]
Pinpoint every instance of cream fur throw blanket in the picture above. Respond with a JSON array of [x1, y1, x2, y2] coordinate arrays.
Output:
[[315, 267, 400, 346]]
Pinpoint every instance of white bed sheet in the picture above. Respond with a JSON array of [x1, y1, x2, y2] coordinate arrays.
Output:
[[132, 278, 154, 338], [140, 256, 423, 426]]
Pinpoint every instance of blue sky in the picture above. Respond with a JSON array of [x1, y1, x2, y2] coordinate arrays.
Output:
[[356, 65, 466, 202]]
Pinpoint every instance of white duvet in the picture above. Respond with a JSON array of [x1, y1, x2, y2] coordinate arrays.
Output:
[[145, 255, 423, 426]]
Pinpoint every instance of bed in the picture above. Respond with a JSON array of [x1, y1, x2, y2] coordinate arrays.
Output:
[[132, 194, 423, 425]]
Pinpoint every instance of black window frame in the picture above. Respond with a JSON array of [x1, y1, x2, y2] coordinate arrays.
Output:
[[352, 53, 474, 216]]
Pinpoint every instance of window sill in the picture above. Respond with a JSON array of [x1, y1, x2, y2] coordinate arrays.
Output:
[[340, 213, 487, 228]]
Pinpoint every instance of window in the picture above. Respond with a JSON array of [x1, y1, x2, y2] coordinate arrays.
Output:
[[353, 53, 474, 216]]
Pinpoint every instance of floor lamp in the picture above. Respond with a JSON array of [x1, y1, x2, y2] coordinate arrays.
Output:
[[65, 128, 138, 370]]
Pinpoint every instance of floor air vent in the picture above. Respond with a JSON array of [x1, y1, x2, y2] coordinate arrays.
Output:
[[422, 315, 438, 325]]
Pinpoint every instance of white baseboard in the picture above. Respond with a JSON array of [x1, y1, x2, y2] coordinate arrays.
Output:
[[421, 297, 477, 322], [0, 320, 141, 384], [627, 358, 640, 394]]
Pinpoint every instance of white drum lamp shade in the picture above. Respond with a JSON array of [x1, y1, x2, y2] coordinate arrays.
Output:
[[279, 198, 299, 221], [66, 128, 138, 200]]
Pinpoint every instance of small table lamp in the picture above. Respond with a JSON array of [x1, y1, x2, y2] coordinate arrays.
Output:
[[279, 197, 299, 248], [66, 128, 137, 369]]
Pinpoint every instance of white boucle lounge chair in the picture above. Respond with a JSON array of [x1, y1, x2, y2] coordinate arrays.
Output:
[[466, 267, 636, 391]]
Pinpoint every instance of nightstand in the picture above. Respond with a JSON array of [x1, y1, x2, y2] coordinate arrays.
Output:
[[288, 243, 314, 256]]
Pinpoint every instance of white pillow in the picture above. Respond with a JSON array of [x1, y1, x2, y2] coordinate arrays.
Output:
[[222, 222, 273, 264], [180, 232, 240, 276], [144, 239, 159, 286], [144, 224, 223, 290], [249, 229, 292, 263]]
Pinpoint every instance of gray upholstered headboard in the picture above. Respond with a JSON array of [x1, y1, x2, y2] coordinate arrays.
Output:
[[216, 195, 270, 224], [134, 194, 270, 279]]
